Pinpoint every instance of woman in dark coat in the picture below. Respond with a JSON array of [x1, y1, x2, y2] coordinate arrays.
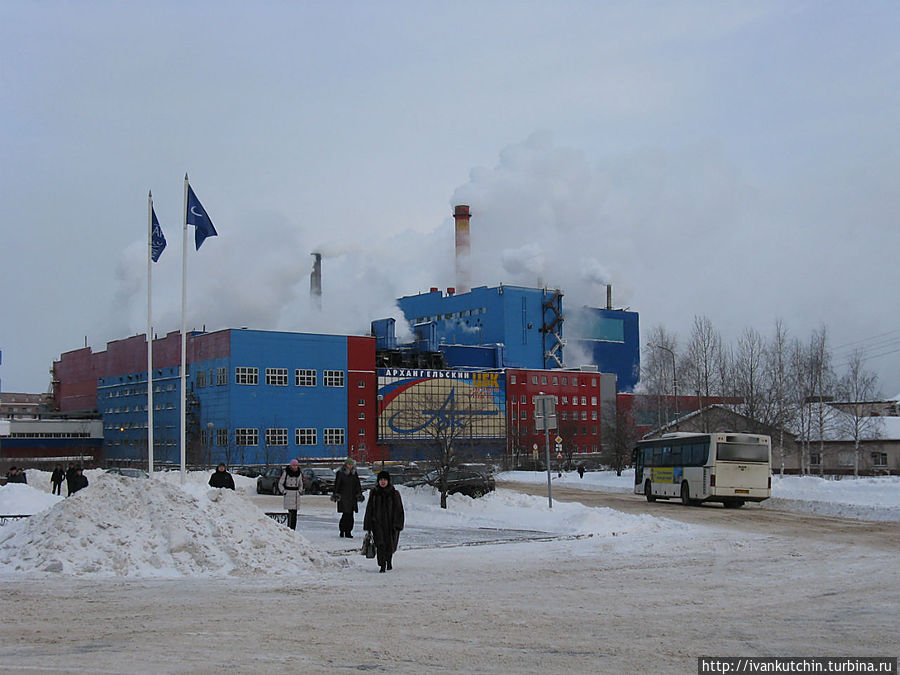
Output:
[[208, 463, 235, 490], [50, 464, 65, 495], [363, 470, 404, 572], [332, 458, 363, 538]]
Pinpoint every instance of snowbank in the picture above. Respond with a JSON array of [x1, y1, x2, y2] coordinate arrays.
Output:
[[0, 473, 340, 578]]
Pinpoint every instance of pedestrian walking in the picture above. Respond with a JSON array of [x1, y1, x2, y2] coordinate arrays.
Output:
[[363, 470, 404, 572], [332, 457, 364, 538], [5, 466, 27, 484], [208, 462, 235, 490], [278, 459, 304, 530], [66, 465, 78, 497], [577, 464, 585, 479], [50, 464, 65, 495]]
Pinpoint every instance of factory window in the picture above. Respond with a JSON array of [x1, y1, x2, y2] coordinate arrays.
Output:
[[562, 377, 568, 386], [591, 396, 597, 406], [561, 411, 568, 421], [592, 411, 598, 420], [235, 367, 258, 385], [296, 428, 317, 446], [552, 376, 558, 385], [592, 426, 598, 435], [562, 396, 568, 405], [810, 453, 821, 466], [216, 368, 227, 385], [324, 428, 345, 445], [572, 376, 579, 386], [592, 378, 598, 387], [235, 428, 258, 446], [358, 428, 366, 436], [196, 370, 207, 388], [358, 379, 366, 388], [216, 429, 228, 447], [510, 375, 517, 384], [531, 376, 538, 385], [296, 369, 317, 387], [541, 376, 547, 385], [324, 370, 345, 387], [266, 428, 288, 446], [581, 411, 587, 420], [571, 398, 577, 406], [871, 452, 887, 466], [358, 399, 365, 406], [520, 410, 527, 420], [358, 412, 366, 420], [581, 396, 587, 405], [266, 368, 289, 386]]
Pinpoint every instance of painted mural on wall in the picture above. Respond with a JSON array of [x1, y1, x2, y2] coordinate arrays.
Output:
[[377, 369, 506, 441]]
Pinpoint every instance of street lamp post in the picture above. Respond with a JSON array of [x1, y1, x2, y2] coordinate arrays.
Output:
[[649, 343, 678, 427]]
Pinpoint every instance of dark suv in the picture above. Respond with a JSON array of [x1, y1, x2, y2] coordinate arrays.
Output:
[[301, 467, 337, 494], [256, 466, 283, 495], [410, 467, 495, 498]]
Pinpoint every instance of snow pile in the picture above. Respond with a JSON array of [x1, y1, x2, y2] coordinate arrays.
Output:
[[402, 484, 670, 536], [0, 473, 340, 578], [497, 469, 635, 493], [766, 475, 900, 521], [0, 483, 63, 515]]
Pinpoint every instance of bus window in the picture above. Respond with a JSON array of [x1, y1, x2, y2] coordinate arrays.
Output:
[[644, 447, 653, 465], [717, 441, 769, 463], [670, 446, 682, 466]]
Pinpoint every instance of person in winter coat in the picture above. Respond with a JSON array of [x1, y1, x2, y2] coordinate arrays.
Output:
[[278, 459, 304, 530], [363, 470, 404, 572], [208, 462, 235, 490], [51, 464, 65, 495], [332, 457, 364, 538], [5, 466, 27, 484], [66, 465, 78, 496], [71, 467, 89, 495]]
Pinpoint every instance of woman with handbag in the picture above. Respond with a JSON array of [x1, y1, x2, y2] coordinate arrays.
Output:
[[363, 470, 404, 572], [278, 459, 304, 530], [332, 457, 363, 538]]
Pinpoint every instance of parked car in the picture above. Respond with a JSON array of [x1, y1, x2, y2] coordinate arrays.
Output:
[[256, 466, 284, 495], [376, 465, 409, 485], [105, 468, 149, 479], [409, 467, 495, 498], [355, 466, 377, 491], [235, 466, 264, 478], [301, 467, 337, 494]]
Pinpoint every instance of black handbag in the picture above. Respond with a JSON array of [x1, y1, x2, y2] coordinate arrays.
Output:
[[361, 531, 376, 558]]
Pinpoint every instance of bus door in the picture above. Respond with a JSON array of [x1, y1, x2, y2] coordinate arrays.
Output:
[[632, 447, 642, 487]]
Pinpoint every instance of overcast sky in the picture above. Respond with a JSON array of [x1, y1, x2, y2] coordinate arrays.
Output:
[[2, 1, 898, 396]]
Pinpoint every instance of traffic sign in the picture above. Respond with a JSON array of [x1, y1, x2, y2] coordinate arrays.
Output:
[[555, 436, 562, 444]]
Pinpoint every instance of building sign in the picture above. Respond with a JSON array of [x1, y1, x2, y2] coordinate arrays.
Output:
[[377, 369, 506, 441]]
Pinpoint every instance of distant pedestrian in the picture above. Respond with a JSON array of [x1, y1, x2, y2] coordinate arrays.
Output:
[[208, 462, 235, 490], [70, 467, 88, 495], [577, 464, 585, 479], [332, 457, 363, 538], [51, 464, 65, 495], [278, 459, 304, 530], [66, 465, 78, 496], [363, 470, 404, 573], [5, 466, 27, 484]]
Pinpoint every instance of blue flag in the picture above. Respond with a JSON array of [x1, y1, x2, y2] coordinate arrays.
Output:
[[150, 206, 166, 262], [186, 184, 218, 250]]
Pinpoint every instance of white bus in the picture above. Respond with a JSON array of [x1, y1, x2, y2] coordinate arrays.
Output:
[[632, 432, 771, 508]]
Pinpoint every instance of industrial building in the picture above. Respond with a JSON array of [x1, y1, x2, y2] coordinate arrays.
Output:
[[53, 329, 377, 467]]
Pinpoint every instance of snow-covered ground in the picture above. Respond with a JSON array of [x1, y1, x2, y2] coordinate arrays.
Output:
[[499, 469, 900, 521], [0, 468, 896, 672]]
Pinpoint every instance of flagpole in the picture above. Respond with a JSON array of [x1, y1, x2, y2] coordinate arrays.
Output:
[[147, 191, 155, 475], [180, 174, 189, 481]]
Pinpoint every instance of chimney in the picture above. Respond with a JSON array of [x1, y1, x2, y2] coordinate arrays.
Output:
[[454, 204, 471, 294], [606, 284, 612, 310], [310, 252, 322, 308], [447, 287, 455, 296]]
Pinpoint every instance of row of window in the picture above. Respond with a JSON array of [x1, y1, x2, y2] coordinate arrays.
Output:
[[233, 368, 348, 388], [232, 427, 349, 447], [509, 374, 599, 388], [510, 394, 598, 406], [415, 307, 488, 323], [8, 432, 93, 438], [511, 425, 599, 437]]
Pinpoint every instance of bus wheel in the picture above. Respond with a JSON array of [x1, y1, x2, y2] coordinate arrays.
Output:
[[680, 482, 692, 506], [644, 481, 656, 503]]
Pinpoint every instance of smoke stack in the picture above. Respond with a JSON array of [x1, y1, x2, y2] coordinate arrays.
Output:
[[454, 205, 471, 294], [310, 252, 322, 309], [606, 284, 612, 310]]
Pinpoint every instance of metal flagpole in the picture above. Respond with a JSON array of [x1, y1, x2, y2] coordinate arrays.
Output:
[[147, 191, 155, 475], [180, 174, 189, 481]]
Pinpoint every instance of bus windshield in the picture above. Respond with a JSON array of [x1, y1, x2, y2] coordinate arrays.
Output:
[[716, 442, 769, 463]]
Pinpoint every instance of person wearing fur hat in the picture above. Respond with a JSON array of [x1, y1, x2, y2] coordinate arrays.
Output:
[[278, 459, 304, 530], [332, 457, 364, 538], [363, 470, 404, 572]]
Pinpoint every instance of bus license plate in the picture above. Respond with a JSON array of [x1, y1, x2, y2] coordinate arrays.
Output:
[[735, 489, 749, 494]]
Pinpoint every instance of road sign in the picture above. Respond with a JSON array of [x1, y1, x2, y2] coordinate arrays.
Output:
[[555, 436, 562, 444]]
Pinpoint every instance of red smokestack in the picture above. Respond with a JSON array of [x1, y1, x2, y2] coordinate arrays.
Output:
[[454, 205, 471, 293]]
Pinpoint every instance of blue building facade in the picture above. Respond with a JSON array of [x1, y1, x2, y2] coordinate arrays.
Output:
[[93, 329, 378, 467]]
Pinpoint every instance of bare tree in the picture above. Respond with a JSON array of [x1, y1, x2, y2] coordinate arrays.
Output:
[[765, 320, 795, 475], [599, 399, 639, 475], [733, 327, 769, 427], [683, 315, 723, 431], [641, 325, 679, 428], [836, 350, 882, 476]]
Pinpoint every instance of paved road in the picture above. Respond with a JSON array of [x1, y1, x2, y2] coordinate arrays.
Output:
[[498, 479, 900, 553]]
